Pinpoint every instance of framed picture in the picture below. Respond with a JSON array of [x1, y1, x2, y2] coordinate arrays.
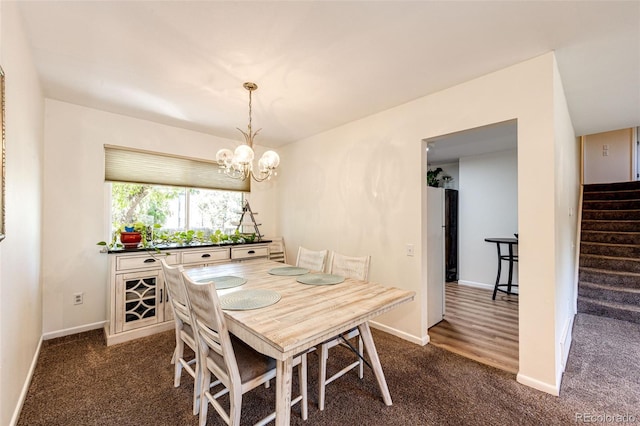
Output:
[[0, 66, 5, 242]]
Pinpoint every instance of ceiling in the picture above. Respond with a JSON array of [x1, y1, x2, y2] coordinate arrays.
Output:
[[426, 120, 518, 164], [17, 1, 640, 148]]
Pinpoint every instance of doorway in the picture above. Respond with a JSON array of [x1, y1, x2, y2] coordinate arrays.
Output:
[[424, 119, 519, 374]]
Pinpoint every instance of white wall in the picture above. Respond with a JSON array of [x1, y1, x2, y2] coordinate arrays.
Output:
[[552, 60, 580, 385], [583, 128, 634, 184], [41, 100, 277, 336], [0, 2, 44, 424], [277, 52, 578, 394], [458, 149, 518, 289]]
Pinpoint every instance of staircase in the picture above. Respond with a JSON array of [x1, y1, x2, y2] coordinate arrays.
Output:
[[578, 181, 640, 324]]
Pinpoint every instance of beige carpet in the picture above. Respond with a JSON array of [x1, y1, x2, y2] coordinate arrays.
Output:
[[18, 313, 640, 425]]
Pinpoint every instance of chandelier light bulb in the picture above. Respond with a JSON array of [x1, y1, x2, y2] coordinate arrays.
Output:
[[260, 150, 280, 169], [215, 148, 234, 166], [234, 144, 255, 164]]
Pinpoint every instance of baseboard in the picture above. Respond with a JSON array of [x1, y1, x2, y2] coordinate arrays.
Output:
[[516, 372, 559, 396], [42, 321, 106, 340], [457, 280, 495, 291], [369, 320, 428, 345], [10, 335, 43, 426]]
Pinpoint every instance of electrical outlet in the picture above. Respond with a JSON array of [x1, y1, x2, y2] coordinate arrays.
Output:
[[74, 292, 84, 305], [406, 244, 415, 257]]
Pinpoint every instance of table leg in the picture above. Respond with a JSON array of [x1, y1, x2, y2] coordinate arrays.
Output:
[[275, 357, 293, 426], [492, 243, 502, 300], [507, 243, 514, 293], [358, 321, 392, 406]]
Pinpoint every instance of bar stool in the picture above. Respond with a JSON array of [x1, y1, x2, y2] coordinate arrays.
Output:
[[484, 237, 518, 300]]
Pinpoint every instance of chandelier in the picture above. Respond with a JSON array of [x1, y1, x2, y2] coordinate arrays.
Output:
[[215, 82, 280, 182]]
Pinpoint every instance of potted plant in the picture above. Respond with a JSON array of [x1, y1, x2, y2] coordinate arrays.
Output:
[[98, 222, 157, 250], [119, 222, 145, 248], [427, 167, 443, 187]]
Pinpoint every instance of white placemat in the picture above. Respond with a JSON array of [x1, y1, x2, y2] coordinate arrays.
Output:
[[268, 266, 310, 276], [296, 273, 345, 286], [195, 275, 247, 290], [219, 289, 281, 310]]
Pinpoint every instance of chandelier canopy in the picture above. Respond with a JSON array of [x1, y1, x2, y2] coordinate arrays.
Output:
[[215, 82, 280, 182]]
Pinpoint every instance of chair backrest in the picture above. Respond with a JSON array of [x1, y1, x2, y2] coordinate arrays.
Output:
[[161, 259, 191, 325], [180, 271, 240, 388], [296, 246, 328, 272], [328, 252, 371, 282], [268, 237, 287, 263]]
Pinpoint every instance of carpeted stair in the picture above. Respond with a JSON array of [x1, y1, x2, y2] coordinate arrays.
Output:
[[578, 181, 640, 324]]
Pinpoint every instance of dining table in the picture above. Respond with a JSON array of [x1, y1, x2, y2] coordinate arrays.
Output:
[[186, 258, 415, 426]]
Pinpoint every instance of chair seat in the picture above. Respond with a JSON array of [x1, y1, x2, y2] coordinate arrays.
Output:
[[207, 336, 276, 384]]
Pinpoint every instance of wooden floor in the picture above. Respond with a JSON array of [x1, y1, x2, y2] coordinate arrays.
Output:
[[428, 282, 519, 374]]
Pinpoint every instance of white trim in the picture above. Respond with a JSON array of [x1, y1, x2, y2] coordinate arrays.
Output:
[[560, 314, 575, 370], [369, 320, 428, 345], [42, 321, 106, 340], [10, 336, 43, 426], [104, 321, 174, 346], [516, 373, 559, 396], [457, 280, 495, 291]]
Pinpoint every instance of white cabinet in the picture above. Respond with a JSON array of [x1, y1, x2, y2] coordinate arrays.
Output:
[[104, 243, 268, 345]]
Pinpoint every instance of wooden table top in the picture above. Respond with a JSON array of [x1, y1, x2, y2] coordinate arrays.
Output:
[[186, 259, 415, 360]]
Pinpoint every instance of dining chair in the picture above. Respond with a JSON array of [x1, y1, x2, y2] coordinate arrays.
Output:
[[160, 259, 200, 415], [295, 246, 328, 272], [268, 237, 287, 263], [181, 271, 308, 426], [318, 252, 371, 411]]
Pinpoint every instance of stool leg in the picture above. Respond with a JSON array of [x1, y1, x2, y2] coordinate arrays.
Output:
[[492, 243, 502, 300]]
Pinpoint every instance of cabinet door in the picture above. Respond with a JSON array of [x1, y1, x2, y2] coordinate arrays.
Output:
[[115, 270, 164, 332]]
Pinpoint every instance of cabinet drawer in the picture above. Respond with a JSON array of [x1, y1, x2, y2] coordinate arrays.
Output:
[[181, 248, 230, 265], [231, 245, 269, 260], [116, 253, 179, 271]]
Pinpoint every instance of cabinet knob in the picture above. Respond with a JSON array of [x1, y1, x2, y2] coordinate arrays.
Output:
[[144, 258, 156, 263], [248, 250, 255, 254], [201, 253, 211, 258]]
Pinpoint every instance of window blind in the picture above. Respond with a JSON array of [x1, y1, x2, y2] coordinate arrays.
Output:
[[104, 145, 250, 192]]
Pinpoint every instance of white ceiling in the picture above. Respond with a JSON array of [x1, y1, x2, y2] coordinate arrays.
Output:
[[426, 119, 518, 164], [17, 1, 640, 148]]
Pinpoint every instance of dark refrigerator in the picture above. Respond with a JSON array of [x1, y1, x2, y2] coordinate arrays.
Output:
[[445, 189, 459, 282]]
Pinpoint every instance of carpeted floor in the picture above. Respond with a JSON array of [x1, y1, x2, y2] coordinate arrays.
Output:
[[18, 313, 640, 425]]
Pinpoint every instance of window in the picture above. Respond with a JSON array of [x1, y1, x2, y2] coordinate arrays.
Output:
[[110, 182, 243, 236]]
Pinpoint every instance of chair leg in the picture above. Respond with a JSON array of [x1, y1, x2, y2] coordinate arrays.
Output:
[[318, 343, 329, 411], [230, 388, 243, 426], [298, 352, 308, 420], [171, 346, 177, 365], [174, 338, 184, 387], [358, 336, 364, 379], [192, 359, 200, 416], [199, 369, 210, 426]]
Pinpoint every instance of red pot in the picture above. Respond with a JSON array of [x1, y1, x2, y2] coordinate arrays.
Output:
[[120, 231, 142, 249]]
